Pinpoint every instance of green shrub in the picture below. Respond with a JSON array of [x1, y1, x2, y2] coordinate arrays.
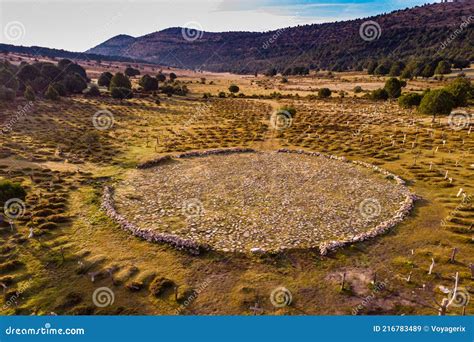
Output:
[[353, 86, 363, 93], [156, 73, 166, 82], [124, 67, 140, 77], [434, 60, 451, 75], [85, 85, 100, 97], [139, 75, 158, 91], [384, 78, 403, 98], [24, 85, 35, 101], [400, 69, 412, 80], [98, 72, 113, 88], [418, 89, 454, 115], [111, 87, 133, 99], [51, 82, 67, 96], [445, 77, 472, 107], [279, 105, 296, 117], [110, 72, 132, 90], [218, 91, 226, 98], [318, 88, 331, 98], [228, 84, 240, 93], [374, 64, 389, 75], [62, 73, 87, 94], [398, 93, 423, 108], [45, 85, 60, 101], [370, 88, 388, 100], [0, 180, 26, 204]]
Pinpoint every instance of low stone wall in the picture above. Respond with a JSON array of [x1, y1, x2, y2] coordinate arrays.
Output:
[[277, 149, 418, 255], [105, 148, 418, 256], [137, 155, 173, 169], [137, 148, 256, 169], [101, 186, 206, 255]]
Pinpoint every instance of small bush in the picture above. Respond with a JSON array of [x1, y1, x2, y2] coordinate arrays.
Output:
[[279, 105, 296, 117], [218, 91, 226, 98], [51, 82, 67, 96], [124, 67, 140, 77], [318, 88, 331, 98], [98, 72, 113, 88], [398, 93, 423, 108], [45, 85, 60, 101], [418, 89, 454, 115], [85, 85, 100, 97], [384, 78, 403, 98], [0, 180, 26, 204], [24, 86, 35, 101], [370, 88, 388, 100], [353, 86, 363, 93], [111, 87, 133, 100], [228, 84, 240, 93], [445, 77, 472, 107]]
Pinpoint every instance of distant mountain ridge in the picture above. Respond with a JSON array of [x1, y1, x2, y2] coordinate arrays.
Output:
[[86, 2, 474, 73]]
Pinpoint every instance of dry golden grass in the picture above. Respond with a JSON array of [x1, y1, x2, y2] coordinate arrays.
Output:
[[0, 61, 472, 315]]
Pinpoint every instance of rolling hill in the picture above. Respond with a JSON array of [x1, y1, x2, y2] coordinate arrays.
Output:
[[86, 2, 474, 74]]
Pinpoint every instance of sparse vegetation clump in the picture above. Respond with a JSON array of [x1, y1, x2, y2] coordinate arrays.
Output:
[[110, 72, 133, 99], [418, 89, 454, 116], [85, 85, 101, 97], [98, 72, 113, 87], [384, 78, 405, 98], [398, 93, 423, 108], [318, 88, 332, 98], [139, 74, 159, 91], [124, 66, 140, 77], [228, 84, 240, 94], [445, 77, 472, 107], [45, 84, 60, 101], [369, 88, 389, 101], [0, 180, 26, 204], [24, 85, 36, 101]]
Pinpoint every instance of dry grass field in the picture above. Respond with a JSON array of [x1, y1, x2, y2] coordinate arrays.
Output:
[[0, 55, 473, 316]]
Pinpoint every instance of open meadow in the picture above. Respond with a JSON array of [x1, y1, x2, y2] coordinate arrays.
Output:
[[0, 51, 472, 317]]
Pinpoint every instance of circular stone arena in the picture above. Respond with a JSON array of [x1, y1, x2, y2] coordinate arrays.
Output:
[[109, 150, 415, 254]]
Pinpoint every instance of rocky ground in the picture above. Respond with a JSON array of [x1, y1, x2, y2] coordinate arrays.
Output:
[[113, 151, 410, 253]]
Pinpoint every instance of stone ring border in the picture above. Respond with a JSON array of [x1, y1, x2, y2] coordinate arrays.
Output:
[[101, 147, 419, 256]]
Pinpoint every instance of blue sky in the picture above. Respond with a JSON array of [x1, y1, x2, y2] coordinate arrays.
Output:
[[0, 0, 435, 51]]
